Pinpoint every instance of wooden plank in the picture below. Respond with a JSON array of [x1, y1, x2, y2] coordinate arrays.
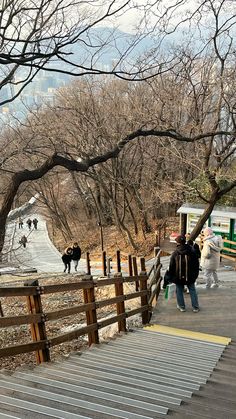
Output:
[[0, 313, 41, 328], [128, 254, 133, 276], [123, 275, 147, 284], [0, 279, 94, 298], [0, 301, 3, 317], [0, 340, 47, 358], [0, 303, 96, 327], [221, 254, 236, 266], [140, 257, 146, 273], [221, 254, 236, 260], [42, 279, 94, 294], [0, 286, 38, 297], [132, 256, 139, 292], [126, 305, 149, 318], [102, 250, 107, 276], [25, 279, 50, 363], [116, 250, 121, 273], [224, 239, 236, 245], [83, 288, 91, 345], [46, 302, 96, 321], [86, 252, 91, 275], [83, 279, 99, 345], [149, 286, 158, 305], [148, 265, 161, 288], [98, 306, 149, 328], [139, 269, 149, 324], [147, 264, 154, 278], [97, 275, 146, 287], [50, 323, 98, 346], [126, 290, 148, 300], [98, 313, 126, 329], [114, 273, 126, 333], [96, 290, 148, 309], [222, 247, 236, 254], [97, 295, 126, 308]]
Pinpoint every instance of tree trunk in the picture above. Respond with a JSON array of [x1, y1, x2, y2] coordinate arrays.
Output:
[[125, 195, 139, 235], [190, 197, 218, 240], [0, 175, 21, 258]]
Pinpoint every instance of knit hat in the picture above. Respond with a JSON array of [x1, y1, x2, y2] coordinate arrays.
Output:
[[203, 227, 213, 237], [175, 235, 186, 245]]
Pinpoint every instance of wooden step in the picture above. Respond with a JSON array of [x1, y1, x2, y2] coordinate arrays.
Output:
[[0, 328, 233, 418]]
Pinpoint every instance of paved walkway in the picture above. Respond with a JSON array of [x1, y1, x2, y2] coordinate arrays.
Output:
[[3, 215, 91, 275], [152, 257, 236, 339], [2, 215, 127, 276]]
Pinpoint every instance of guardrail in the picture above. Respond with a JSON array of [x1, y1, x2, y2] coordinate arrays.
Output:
[[0, 248, 162, 364], [221, 239, 236, 269]]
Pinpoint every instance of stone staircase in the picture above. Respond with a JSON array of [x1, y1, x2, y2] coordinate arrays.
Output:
[[0, 328, 235, 419]]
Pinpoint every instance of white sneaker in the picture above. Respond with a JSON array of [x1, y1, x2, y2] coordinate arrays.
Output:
[[177, 305, 186, 312], [211, 283, 219, 288], [192, 307, 200, 313]]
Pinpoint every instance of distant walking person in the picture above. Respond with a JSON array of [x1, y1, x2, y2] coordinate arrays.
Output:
[[71, 242, 81, 272], [33, 218, 38, 229], [18, 217, 23, 229], [168, 235, 200, 312], [19, 235, 27, 248], [26, 218, 32, 230], [201, 227, 223, 289], [62, 247, 73, 273]]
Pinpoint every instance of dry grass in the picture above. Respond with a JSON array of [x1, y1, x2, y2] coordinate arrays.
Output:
[[47, 217, 179, 260]]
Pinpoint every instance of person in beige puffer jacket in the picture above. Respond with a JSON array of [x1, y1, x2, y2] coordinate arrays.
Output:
[[200, 227, 223, 288]]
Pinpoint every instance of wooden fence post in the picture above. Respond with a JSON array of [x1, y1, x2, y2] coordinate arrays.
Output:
[[140, 257, 146, 273], [128, 254, 133, 276], [82, 275, 99, 346], [24, 279, 50, 364], [132, 256, 139, 291], [114, 273, 126, 333], [102, 250, 107, 276], [0, 300, 3, 317], [86, 252, 91, 275], [139, 257, 149, 325], [154, 247, 160, 258], [116, 250, 121, 273]]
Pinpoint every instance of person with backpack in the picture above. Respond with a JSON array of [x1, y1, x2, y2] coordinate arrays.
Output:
[[71, 242, 81, 272], [168, 235, 200, 313], [201, 227, 223, 289], [61, 247, 73, 273]]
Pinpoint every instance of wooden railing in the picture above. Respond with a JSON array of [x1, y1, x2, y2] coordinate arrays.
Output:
[[221, 239, 236, 269], [0, 248, 162, 364]]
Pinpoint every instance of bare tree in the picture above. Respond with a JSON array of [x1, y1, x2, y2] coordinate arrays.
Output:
[[1, 0, 236, 257], [1, 0, 189, 108]]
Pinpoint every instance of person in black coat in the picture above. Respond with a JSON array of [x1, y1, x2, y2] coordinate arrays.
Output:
[[168, 235, 200, 312], [71, 242, 81, 272], [62, 247, 73, 273], [26, 218, 32, 230], [33, 218, 38, 230], [186, 233, 201, 259], [19, 235, 27, 248]]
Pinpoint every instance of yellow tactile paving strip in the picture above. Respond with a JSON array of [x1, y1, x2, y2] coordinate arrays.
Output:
[[144, 324, 231, 346]]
